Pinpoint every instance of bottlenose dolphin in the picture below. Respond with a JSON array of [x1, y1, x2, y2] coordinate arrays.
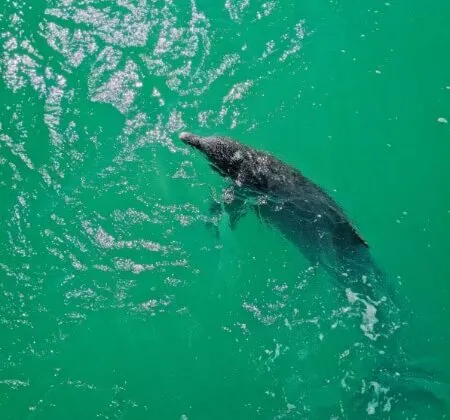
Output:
[[179, 132, 450, 414], [180, 131, 388, 299]]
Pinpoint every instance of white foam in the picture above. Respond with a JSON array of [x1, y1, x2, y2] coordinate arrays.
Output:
[[225, 0, 250, 22], [345, 288, 380, 340], [224, 80, 254, 103], [279, 21, 306, 62], [256, 1, 276, 20], [91, 59, 141, 113]]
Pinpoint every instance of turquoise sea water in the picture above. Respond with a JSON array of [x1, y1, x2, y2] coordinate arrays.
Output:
[[1, 0, 450, 418]]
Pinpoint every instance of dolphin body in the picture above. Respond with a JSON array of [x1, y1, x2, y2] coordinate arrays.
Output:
[[179, 132, 450, 414], [180, 131, 386, 297]]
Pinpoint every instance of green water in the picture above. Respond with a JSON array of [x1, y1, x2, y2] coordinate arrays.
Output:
[[1, 0, 450, 418]]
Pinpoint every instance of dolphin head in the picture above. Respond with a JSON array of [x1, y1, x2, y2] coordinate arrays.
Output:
[[180, 132, 248, 181]]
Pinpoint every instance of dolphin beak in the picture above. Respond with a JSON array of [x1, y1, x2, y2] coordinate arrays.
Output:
[[179, 132, 201, 148]]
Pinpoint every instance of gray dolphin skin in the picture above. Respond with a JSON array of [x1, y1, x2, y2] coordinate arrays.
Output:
[[180, 131, 383, 293]]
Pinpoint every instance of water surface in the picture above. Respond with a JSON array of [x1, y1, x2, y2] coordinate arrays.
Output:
[[1, 0, 450, 418]]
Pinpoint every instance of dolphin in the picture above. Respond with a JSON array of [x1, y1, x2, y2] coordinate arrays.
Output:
[[178, 132, 450, 412], [180, 131, 390, 300]]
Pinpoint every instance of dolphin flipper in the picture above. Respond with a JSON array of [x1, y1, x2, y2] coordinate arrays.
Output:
[[205, 188, 222, 239], [224, 196, 247, 230], [205, 187, 248, 237]]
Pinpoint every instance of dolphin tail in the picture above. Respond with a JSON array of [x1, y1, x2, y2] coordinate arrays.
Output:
[[367, 351, 450, 417]]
